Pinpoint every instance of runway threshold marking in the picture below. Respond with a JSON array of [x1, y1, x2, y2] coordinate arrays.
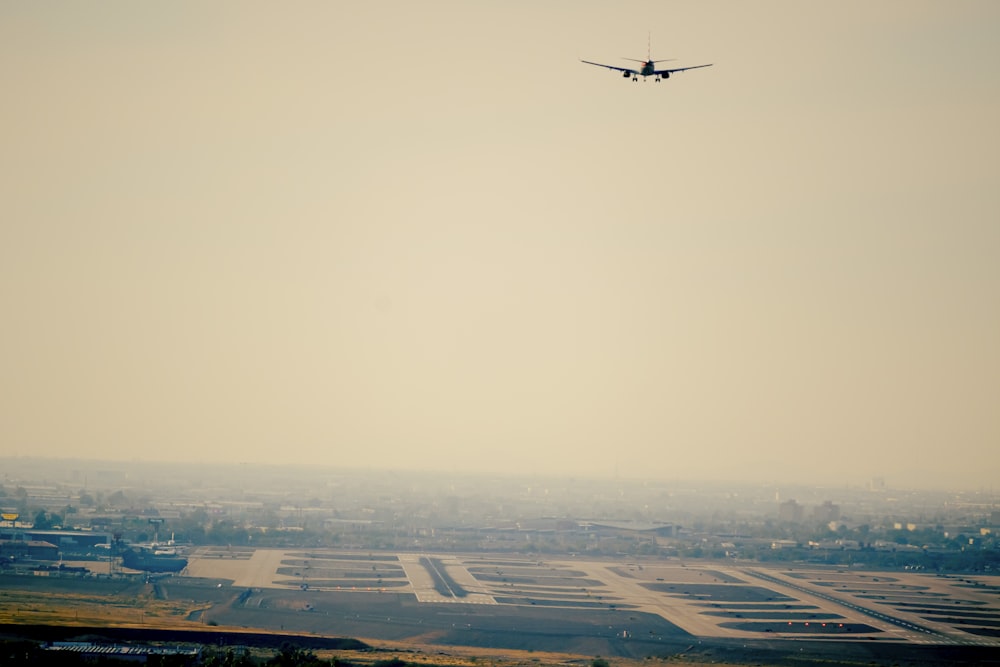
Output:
[[398, 553, 496, 605]]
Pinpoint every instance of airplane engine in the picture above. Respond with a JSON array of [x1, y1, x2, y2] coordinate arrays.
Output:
[[622, 70, 631, 78], [662, 72, 670, 79]]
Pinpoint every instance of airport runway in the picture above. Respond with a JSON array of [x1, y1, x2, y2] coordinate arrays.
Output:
[[184, 548, 294, 588], [397, 553, 496, 604], [182, 548, 1000, 647]]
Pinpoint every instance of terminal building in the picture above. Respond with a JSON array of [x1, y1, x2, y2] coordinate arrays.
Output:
[[0, 539, 59, 561], [0, 527, 110, 560]]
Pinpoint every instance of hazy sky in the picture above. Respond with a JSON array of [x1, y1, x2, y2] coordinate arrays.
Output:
[[2, 2, 998, 490]]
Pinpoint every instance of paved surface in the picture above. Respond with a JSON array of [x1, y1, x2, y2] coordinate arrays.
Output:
[[185, 548, 294, 588], [397, 554, 497, 604], [744, 567, 1000, 647], [183, 548, 1000, 647]]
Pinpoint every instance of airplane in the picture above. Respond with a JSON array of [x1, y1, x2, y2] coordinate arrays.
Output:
[[581, 37, 712, 83]]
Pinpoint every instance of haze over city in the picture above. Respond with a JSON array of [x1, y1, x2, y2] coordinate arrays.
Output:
[[2, 2, 998, 490]]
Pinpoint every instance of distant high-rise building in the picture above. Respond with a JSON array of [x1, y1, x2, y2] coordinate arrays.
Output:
[[869, 477, 886, 492], [778, 499, 804, 522], [813, 500, 841, 522]]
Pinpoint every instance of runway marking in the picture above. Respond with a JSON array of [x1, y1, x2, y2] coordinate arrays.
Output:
[[398, 553, 497, 605], [184, 549, 1000, 646]]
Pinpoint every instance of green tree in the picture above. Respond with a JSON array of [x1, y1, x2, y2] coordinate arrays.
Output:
[[266, 643, 327, 667], [203, 648, 254, 667], [373, 659, 407, 667], [33, 510, 52, 530], [107, 489, 128, 507], [0, 640, 45, 666]]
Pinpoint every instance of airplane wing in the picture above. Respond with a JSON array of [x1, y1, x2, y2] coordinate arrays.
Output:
[[653, 63, 713, 75], [580, 59, 638, 75]]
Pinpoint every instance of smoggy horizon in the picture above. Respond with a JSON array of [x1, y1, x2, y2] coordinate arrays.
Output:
[[2, 3, 998, 492], [0, 454, 993, 495]]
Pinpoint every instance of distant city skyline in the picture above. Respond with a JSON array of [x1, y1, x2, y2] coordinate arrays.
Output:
[[2, 2, 998, 492], [0, 454, 993, 495]]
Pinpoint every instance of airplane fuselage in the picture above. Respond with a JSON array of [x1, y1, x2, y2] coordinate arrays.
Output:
[[621, 61, 669, 81]]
